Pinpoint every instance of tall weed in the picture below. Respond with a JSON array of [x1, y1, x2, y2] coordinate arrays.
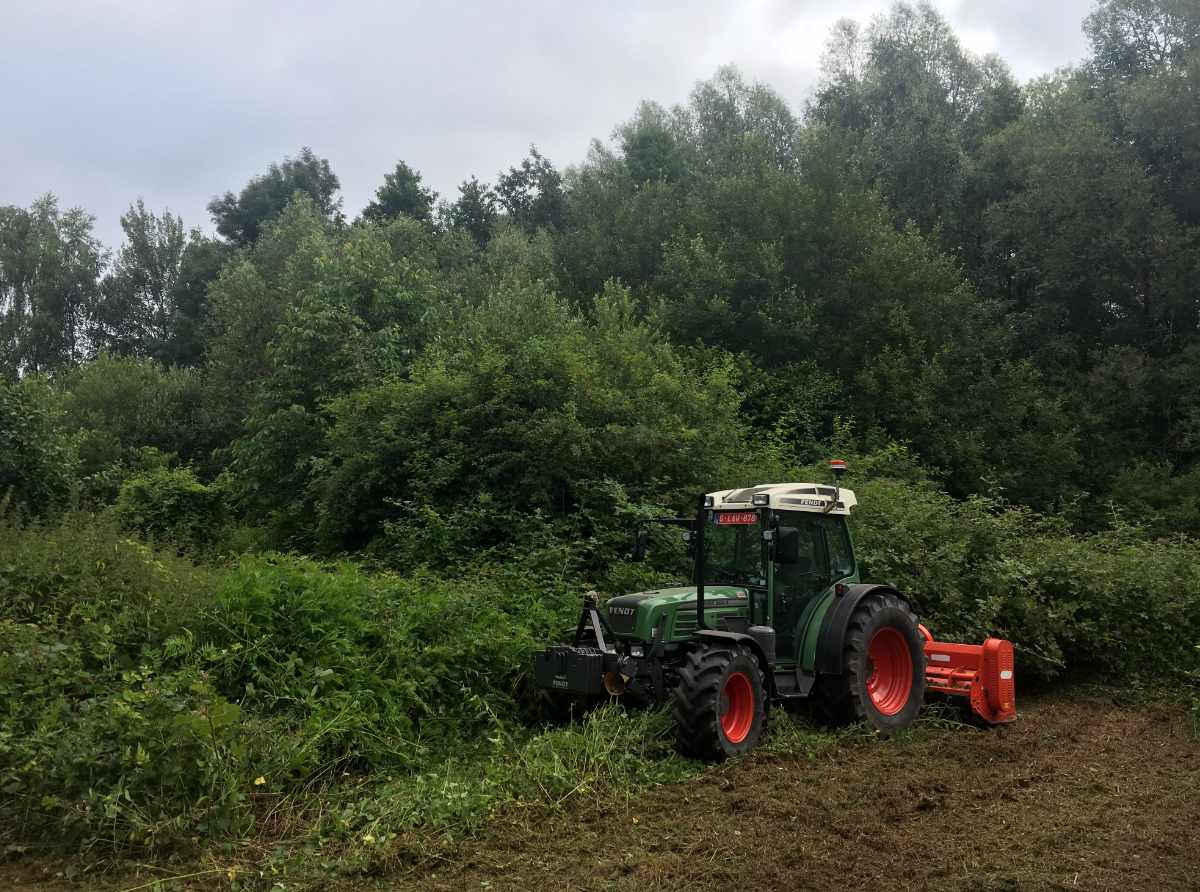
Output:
[[0, 517, 240, 850]]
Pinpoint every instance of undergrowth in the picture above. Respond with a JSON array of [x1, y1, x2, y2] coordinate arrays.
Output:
[[0, 515, 669, 860], [2, 462, 1200, 863]]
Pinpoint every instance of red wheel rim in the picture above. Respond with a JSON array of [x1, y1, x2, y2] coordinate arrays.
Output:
[[866, 628, 914, 716], [720, 671, 755, 743]]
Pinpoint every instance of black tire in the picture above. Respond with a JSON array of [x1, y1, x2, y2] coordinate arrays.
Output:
[[815, 592, 926, 733], [672, 642, 767, 760]]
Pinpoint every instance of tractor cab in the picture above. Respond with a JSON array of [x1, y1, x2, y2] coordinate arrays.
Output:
[[533, 461, 1017, 760], [695, 482, 860, 668]]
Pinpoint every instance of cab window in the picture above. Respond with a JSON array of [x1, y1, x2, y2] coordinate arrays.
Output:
[[772, 512, 828, 596], [818, 515, 855, 580]]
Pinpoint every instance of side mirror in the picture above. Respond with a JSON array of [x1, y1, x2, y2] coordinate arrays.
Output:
[[631, 529, 649, 562], [775, 526, 802, 564]]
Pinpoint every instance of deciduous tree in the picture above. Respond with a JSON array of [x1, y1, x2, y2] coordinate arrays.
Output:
[[362, 160, 437, 224], [90, 200, 185, 360], [0, 195, 103, 377], [207, 147, 342, 246]]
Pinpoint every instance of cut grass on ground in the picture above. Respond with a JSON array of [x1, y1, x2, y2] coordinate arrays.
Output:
[[379, 693, 1198, 891], [3, 689, 1197, 891]]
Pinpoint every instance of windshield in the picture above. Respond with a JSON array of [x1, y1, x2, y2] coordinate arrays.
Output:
[[701, 511, 766, 586]]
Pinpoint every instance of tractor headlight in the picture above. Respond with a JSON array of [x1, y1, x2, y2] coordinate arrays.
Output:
[[752, 493, 769, 506], [630, 645, 644, 657]]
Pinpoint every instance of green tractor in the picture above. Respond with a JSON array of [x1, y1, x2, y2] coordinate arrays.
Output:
[[534, 461, 1016, 760]]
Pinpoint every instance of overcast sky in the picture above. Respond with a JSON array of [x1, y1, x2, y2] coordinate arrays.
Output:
[[0, 0, 1097, 250]]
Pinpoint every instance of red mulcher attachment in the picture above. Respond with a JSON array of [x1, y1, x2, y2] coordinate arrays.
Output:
[[918, 625, 1016, 724]]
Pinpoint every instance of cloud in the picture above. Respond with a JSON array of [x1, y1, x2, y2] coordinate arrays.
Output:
[[947, 0, 1093, 75], [0, 0, 1095, 250]]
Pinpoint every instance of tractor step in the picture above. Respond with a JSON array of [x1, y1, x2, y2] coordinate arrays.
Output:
[[773, 667, 816, 698]]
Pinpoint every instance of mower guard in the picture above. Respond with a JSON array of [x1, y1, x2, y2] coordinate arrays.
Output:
[[919, 624, 1016, 724]]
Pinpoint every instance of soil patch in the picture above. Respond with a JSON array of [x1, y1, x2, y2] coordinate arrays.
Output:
[[382, 695, 1199, 891]]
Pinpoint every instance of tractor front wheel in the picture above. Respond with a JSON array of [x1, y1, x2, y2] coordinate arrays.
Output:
[[816, 592, 926, 733], [672, 642, 767, 760]]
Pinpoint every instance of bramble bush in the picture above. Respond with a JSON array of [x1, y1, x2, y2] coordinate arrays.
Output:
[[0, 516, 589, 853], [113, 464, 226, 550], [818, 446, 1200, 681], [371, 478, 688, 592], [195, 554, 580, 771], [0, 377, 78, 516], [0, 517, 247, 850]]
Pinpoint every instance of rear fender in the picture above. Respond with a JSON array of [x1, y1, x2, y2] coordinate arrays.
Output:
[[814, 584, 908, 675]]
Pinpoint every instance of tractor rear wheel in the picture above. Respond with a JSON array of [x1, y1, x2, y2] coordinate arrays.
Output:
[[816, 592, 926, 733], [672, 641, 766, 760]]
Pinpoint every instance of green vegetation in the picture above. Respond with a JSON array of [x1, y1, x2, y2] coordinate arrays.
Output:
[[1, 0, 1198, 869], [0, 377, 77, 515], [113, 465, 226, 549], [0, 516, 661, 853], [2, 447, 1196, 859]]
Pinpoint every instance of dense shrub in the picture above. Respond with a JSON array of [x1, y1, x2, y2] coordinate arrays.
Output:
[[0, 631, 257, 849], [0, 518, 236, 849], [829, 447, 1200, 681], [373, 477, 688, 590], [197, 554, 580, 772], [1109, 460, 1200, 537], [113, 465, 226, 549], [0, 514, 214, 648], [3, 451, 1199, 855], [61, 355, 210, 463], [0, 518, 587, 852], [229, 279, 748, 550], [59, 355, 222, 504], [0, 377, 77, 515]]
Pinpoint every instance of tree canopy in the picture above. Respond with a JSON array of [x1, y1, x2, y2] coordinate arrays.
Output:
[[2, 0, 1199, 536], [207, 146, 342, 246], [362, 160, 437, 224]]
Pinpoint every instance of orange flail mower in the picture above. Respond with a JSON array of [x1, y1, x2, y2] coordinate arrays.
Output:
[[920, 625, 1016, 724]]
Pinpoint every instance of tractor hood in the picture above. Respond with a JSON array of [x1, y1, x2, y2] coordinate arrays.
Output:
[[603, 585, 751, 640]]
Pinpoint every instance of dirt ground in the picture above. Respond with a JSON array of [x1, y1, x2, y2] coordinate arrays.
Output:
[[384, 694, 1199, 892], [4, 692, 1198, 892]]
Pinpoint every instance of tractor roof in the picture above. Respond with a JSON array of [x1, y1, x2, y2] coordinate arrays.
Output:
[[706, 483, 857, 516]]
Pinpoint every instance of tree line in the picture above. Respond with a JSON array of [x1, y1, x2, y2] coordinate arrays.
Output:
[[2, 0, 1199, 545]]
